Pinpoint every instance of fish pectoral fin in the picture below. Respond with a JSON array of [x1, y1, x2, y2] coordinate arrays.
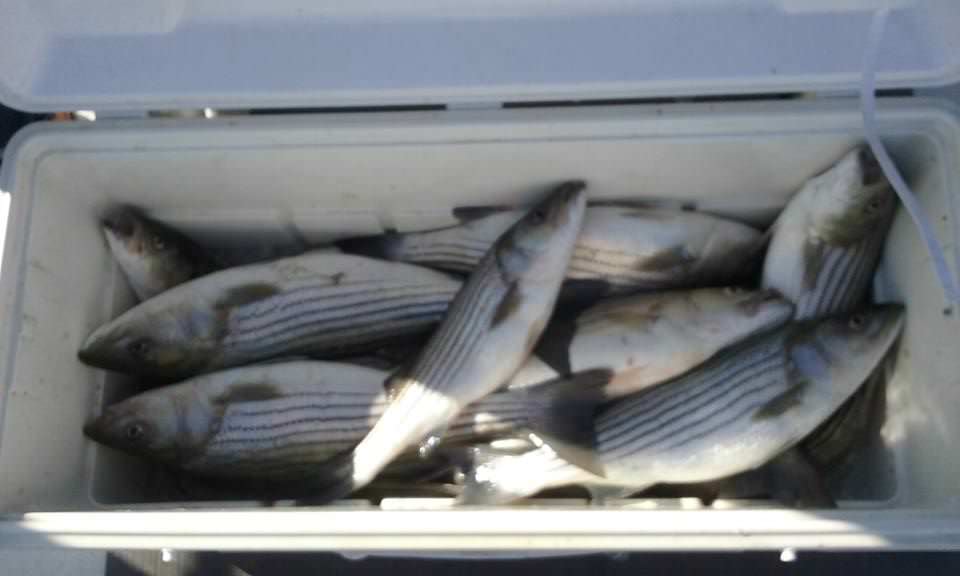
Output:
[[490, 282, 523, 329], [531, 309, 580, 376], [765, 448, 836, 509], [753, 377, 810, 421], [802, 239, 827, 291]]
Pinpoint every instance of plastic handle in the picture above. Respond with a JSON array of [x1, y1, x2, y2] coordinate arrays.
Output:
[[860, 8, 960, 303]]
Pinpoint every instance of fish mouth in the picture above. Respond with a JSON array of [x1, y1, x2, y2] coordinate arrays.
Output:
[[555, 180, 587, 202], [545, 180, 587, 226], [77, 329, 124, 371], [101, 207, 138, 239], [82, 419, 107, 444]]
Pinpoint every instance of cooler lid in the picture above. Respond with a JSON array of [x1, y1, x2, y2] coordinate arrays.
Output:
[[0, 0, 958, 112]]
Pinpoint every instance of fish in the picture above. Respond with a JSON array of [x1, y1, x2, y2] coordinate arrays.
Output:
[[321, 181, 588, 499], [77, 252, 463, 380], [654, 367, 886, 508], [762, 145, 896, 320], [338, 205, 762, 299], [82, 360, 610, 484], [101, 206, 217, 300], [457, 306, 904, 504], [508, 287, 794, 398]]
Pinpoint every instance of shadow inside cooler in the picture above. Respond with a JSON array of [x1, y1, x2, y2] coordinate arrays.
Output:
[[0, 107, 955, 511]]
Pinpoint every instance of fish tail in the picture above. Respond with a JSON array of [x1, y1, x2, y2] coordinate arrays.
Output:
[[520, 369, 611, 477]]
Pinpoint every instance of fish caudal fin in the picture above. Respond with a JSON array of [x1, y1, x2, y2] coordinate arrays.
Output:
[[522, 369, 611, 477]]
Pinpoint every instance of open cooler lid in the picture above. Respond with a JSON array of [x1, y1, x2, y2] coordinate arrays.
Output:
[[0, 0, 959, 113]]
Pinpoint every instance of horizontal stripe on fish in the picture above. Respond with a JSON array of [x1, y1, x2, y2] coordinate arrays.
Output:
[[458, 307, 904, 504], [599, 350, 783, 458], [597, 337, 783, 442], [226, 290, 455, 345], [228, 281, 458, 326], [79, 253, 463, 379]]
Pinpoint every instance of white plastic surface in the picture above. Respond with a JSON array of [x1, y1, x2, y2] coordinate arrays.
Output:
[[0, 99, 959, 550], [1, 0, 960, 112]]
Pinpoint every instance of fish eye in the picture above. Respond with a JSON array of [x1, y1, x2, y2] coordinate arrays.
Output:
[[865, 197, 883, 213], [528, 209, 546, 225], [125, 423, 145, 442], [848, 314, 866, 330], [151, 235, 167, 251], [127, 339, 153, 359]]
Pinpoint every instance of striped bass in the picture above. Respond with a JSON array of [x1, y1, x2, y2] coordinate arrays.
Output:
[[78, 252, 462, 380], [102, 206, 217, 301], [507, 287, 794, 398], [668, 364, 889, 506], [338, 205, 762, 299], [82, 360, 608, 483], [762, 146, 895, 320], [458, 306, 904, 504], [322, 181, 588, 499]]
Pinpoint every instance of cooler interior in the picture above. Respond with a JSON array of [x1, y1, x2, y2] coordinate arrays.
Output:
[[0, 101, 958, 513]]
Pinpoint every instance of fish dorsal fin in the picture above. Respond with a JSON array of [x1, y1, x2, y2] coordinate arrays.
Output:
[[219, 283, 281, 309], [557, 279, 613, 307], [452, 206, 514, 223], [213, 383, 284, 406]]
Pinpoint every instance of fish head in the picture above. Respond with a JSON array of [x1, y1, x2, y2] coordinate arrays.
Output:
[[83, 390, 190, 464], [78, 296, 221, 379], [790, 305, 904, 402], [102, 206, 198, 295], [495, 181, 588, 281], [685, 287, 795, 338], [808, 147, 896, 245]]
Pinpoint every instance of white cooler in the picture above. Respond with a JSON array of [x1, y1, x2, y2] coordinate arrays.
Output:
[[1, 0, 960, 552]]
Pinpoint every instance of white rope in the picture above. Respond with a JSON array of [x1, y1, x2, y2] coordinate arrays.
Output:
[[860, 8, 960, 302]]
